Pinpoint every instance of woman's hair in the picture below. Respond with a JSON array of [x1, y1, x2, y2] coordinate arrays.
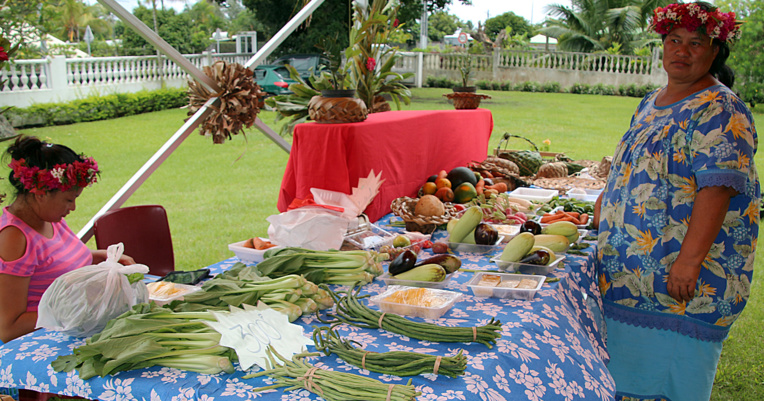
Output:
[[4, 135, 85, 195], [710, 40, 734, 89]]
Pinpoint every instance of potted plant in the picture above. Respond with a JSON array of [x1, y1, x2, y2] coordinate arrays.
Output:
[[307, 34, 368, 123], [348, 0, 413, 114], [443, 53, 489, 109], [453, 55, 476, 93]]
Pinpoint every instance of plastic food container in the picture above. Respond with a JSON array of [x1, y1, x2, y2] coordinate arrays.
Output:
[[342, 224, 395, 251], [369, 285, 462, 319], [228, 238, 283, 264], [508, 188, 557, 203], [377, 272, 454, 289], [147, 282, 202, 306], [466, 272, 545, 300], [491, 255, 566, 275], [446, 234, 505, 255]]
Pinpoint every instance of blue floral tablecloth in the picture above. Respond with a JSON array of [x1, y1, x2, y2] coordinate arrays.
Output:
[[0, 218, 613, 401]]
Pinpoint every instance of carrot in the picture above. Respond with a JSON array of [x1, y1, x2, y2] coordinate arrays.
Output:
[[579, 213, 589, 225], [253, 237, 277, 250], [486, 182, 508, 193], [475, 179, 485, 196], [560, 211, 581, 225], [565, 211, 580, 218], [540, 214, 560, 223]]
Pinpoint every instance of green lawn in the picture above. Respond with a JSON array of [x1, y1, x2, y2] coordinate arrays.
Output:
[[4, 88, 763, 400]]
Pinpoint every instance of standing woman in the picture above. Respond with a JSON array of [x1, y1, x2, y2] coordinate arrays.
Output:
[[0, 136, 134, 343], [594, 2, 758, 401]]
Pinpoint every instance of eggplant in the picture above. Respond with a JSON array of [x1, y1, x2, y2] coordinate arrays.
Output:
[[415, 254, 462, 274], [519, 249, 551, 265], [520, 220, 542, 235], [474, 222, 499, 245], [388, 250, 418, 275]]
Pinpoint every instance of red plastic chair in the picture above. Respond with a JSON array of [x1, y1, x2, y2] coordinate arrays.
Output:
[[93, 205, 175, 276]]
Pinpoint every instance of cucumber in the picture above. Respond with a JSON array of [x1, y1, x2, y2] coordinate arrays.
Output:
[[532, 234, 570, 253], [392, 264, 446, 282], [500, 232, 535, 262], [415, 254, 461, 274], [449, 206, 483, 243]]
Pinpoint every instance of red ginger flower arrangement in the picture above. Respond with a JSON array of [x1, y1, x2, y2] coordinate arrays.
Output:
[[9, 157, 100, 195], [651, 2, 741, 43]]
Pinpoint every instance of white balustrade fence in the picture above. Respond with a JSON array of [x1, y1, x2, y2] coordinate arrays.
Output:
[[0, 52, 259, 109], [1, 49, 666, 109]]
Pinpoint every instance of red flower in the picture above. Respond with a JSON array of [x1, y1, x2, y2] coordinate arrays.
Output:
[[393, 18, 399, 28], [0, 46, 8, 62], [366, 57, 376, 71]]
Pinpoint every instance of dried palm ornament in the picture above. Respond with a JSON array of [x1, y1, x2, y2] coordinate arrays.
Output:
[[186, 61, 266, 144]]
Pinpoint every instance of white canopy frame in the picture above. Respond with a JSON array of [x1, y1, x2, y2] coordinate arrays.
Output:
[[77, 0, 327, 242]]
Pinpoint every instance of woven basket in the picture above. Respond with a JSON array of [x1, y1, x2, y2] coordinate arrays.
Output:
[[308, 95, 368, 123], [443, 92, 491, 110], [391, 197, 458, 234], [532, 177, 606, 193]]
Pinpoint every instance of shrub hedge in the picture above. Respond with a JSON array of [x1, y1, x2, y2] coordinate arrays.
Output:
[[6, 88, 188, 128], [7, 78, 662, 129], [429, 76, 660, 98]]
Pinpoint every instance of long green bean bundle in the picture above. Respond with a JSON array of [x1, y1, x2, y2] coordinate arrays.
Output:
[[245, 347, 420, 401], [312, 326, 467, 377], [318, 284, 503, 348]]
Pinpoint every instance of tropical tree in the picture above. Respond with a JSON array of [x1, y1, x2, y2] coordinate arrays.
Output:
[[484, 11, 531, 41], [725, 0, 764, 107], [540, 0, 671, 54], [238, 0, 471, 56], [427, 11, 461, 42], [119, 6, 201, 55], [53, 0, 112, 42]]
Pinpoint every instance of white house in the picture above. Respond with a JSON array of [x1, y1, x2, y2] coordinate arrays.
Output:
[[530, 34, 557, 51], [443, 28, 472, 47]]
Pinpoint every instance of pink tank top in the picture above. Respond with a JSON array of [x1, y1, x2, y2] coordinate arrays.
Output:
[[0, 207, 93, 311]]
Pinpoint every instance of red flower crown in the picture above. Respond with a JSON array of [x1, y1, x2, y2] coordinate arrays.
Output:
[[9, 157, 100, 195], [651, 3, 741, 43]]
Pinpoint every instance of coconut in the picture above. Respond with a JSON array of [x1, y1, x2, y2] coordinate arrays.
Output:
[[414, 195, 446, 217]]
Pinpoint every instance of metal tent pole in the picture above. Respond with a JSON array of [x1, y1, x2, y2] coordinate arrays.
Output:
[[79, 0, 326, 241]]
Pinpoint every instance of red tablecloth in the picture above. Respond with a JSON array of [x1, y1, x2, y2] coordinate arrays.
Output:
[[277, 109, 494, 222]]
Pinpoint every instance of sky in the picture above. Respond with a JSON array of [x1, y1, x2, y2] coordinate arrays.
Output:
[[97, 0, 571, 26], [447, 0, 572, 26]]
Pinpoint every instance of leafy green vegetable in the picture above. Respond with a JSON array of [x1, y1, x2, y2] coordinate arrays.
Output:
[[169, 263, 333, 322], [255, 247, 384, 285], [312, 326, 467, 377], [245, 346, 421, 401], [318, 284, 503, 348], [51, 303, 236, 379]]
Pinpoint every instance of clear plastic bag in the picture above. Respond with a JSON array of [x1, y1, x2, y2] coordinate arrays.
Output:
[[36, 243, 150, 337]]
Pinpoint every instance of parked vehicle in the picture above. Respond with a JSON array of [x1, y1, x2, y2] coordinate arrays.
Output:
[[254, 65, 297, 96], [273, 53, 330, 81]]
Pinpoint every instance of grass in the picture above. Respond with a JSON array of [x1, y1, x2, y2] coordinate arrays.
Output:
[[3, 88, 763, 400]]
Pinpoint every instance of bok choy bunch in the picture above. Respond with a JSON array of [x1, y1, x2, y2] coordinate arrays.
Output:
[[254, 247, 384, 285], [170, 263, 334, 322], [52, 303, 236, 379]]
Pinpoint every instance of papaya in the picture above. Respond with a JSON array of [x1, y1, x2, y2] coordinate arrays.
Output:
[[453, 182, 477, 204]]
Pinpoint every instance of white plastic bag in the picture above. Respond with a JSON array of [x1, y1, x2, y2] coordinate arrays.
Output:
[[267, 207, 352, 251], [36, 243, 150, 337]]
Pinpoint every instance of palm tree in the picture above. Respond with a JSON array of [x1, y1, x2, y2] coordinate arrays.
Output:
[[539, 0, 671, 54], [54, 0, 112, 42]]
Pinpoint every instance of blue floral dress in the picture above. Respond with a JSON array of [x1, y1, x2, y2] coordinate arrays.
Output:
[[597, 85, 759, 401]]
